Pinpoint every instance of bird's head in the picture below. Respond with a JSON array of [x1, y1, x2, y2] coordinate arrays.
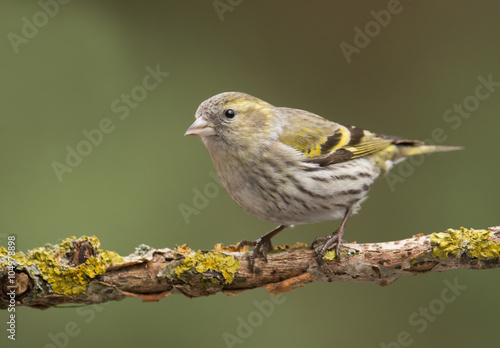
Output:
[[185, 92, 278, 156]]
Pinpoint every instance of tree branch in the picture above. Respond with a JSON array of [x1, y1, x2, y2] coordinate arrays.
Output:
[[1, 227, 499, 309]]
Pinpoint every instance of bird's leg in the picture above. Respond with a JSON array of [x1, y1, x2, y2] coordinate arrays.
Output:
[[311, 207, 353, 261], [237, 224, 288, 271]]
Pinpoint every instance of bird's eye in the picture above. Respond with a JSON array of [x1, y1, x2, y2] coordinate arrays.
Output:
[[224, 109, 235, 119]]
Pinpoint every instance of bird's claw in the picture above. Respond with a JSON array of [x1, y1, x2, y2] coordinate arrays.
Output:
[[237, 236, 273, 272], [311, 232, 345, 262]]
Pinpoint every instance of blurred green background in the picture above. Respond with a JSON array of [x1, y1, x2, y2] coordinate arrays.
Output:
[[1, 1, 499, 347]]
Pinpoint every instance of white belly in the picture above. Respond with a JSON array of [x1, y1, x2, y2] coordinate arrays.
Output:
[[214, 157, 379, 225]]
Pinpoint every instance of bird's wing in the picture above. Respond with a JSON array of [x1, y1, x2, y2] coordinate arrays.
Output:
[[277, 107, 422, 166]]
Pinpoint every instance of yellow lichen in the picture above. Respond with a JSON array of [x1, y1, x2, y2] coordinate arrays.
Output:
[[322, 245, 359, 261], [0, 236, 124, 296], [323, 250, 336, 261], [100, 250, 125, 265], [0, 247, 29, 264], [175, 251, 241, 284], [430, 227, 500, 260]]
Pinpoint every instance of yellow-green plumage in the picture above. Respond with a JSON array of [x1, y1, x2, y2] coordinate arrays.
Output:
[[185, 92, 461, 268]]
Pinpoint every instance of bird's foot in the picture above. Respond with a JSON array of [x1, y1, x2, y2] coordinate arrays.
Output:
[[236, 225, 288, 272], [237, 236, 273, 272], [312, 207, 352, 263], [311, 230, 345, 262]]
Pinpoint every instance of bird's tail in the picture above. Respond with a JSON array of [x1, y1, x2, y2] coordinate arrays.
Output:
[[371, 143, 462, 174], [399, 145, 463, 157]]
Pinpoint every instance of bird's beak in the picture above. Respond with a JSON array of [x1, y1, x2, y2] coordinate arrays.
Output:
[[184, 117, 216, 137]]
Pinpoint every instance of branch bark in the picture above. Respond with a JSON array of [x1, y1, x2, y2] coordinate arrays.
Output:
[[1, 227, 499, 309]]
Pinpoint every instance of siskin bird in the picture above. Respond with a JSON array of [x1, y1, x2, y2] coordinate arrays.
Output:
[[185, 92, 461, 270]]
